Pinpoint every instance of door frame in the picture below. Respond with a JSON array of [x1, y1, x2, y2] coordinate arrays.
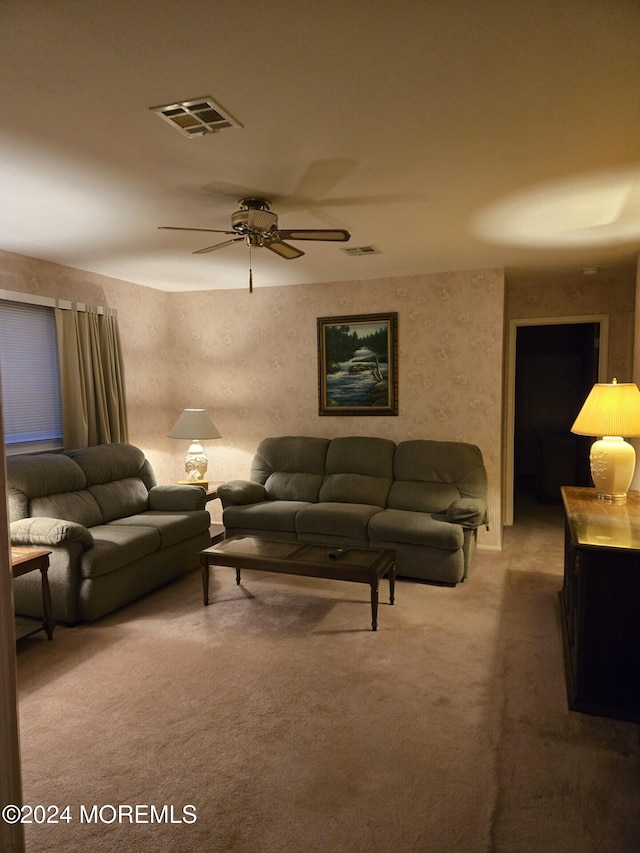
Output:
[[504, 314, 609, 525]]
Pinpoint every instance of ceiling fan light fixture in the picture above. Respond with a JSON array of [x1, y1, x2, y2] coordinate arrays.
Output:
[[231, 201, 278, 233], [159, 196, 351, 287]]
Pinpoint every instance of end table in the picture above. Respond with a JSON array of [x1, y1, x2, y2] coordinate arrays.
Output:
[[11, 547, 55, 640]]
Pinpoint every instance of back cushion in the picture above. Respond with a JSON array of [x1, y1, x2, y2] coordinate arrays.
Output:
[[88, 478, 150, 523], [388, 440, 487, 511], [66, 443, 153, 521], [388, 481, 461, 513], [319, 436, 395, 507], [394, 439, 485, 482], [252, 436, 330, 503], [6, 453, 90, 522], [66, 442, 149, 485], [30, 491, 103, 528]]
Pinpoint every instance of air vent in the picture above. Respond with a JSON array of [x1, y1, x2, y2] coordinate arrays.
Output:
[[342, 246, 380, 256], [150, 96, 242, 137]]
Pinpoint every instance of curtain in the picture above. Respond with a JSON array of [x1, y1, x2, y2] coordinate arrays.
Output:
[[55, 305, 129, 449]]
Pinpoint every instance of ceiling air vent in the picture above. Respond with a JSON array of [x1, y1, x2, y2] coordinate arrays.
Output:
[[150, 96, 242, 137], [342, 246, 380, 256]]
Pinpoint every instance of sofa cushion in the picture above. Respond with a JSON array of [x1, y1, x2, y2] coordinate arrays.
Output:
[[296, 502, 383, 542], [224, 500, 311, 534], [393, 440, 487, 505], [6, 453, 87, 521], [66, 442, 152, 485], [30, 490, 103, 528], [88, 478, 149, 523], [252, 436, 329, 503], [111, 510, 211, 549], [387, 481, 460, 513], [265, 471, 325, 503], [319, 436, 394, 506], [368, 508, 463, 551], [80, 524, 161, 578]]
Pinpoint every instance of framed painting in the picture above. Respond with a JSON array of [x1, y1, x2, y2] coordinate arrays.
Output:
[[317, 312, 398, 416]]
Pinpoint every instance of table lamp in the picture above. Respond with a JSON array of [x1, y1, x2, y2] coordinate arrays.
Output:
[[570, 379, 640, 503], [168, 408, 221, 486]]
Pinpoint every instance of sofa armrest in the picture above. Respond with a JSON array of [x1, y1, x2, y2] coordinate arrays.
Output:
[[148, 485, 207, 512], [10, 517, 94, 550], [217, 480, 267, 508], [445, 499, 487, 529]]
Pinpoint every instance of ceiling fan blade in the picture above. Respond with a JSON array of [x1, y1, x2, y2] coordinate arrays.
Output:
[[265, 239, 305, 259], [193, 237, 244, 254], [277, 229, 350, 242], [158, 226, 235, 234]]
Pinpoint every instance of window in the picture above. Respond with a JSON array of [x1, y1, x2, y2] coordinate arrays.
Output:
[[0, 299, 63, 453]]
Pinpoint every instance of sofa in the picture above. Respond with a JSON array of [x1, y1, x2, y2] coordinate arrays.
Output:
[[8, 442, 211, 624], [218, 436, 488, 585]]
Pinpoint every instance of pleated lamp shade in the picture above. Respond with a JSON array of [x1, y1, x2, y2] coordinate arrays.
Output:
[[571, 381, 640, 438], [571, 380, 640, 503]]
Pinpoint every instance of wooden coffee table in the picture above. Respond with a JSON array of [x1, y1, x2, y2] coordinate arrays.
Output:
[[201, 536, 396, 631]]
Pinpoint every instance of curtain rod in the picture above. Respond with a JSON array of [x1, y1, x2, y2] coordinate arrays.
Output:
[[0, 288, 112, 315]]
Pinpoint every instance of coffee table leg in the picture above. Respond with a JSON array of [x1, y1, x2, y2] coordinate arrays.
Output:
[[389, 563, 395, 605], [201, 557, 210, 606], [236, 568, 241, 585], [370, 581, 379, 631]]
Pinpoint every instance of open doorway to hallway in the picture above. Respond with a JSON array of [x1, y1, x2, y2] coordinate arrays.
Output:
[[512, 321, 600, 520]]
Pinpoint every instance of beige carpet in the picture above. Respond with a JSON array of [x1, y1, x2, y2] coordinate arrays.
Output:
[[15, 501, 640, 853]]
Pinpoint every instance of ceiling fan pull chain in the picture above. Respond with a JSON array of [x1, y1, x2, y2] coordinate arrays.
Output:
[[249, 244, 253, 293]]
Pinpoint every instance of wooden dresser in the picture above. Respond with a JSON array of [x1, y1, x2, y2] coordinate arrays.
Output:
[[560, 486, 640, 722]]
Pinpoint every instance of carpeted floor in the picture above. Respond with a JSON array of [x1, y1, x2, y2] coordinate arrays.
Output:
[[15, 497, 640, 852]]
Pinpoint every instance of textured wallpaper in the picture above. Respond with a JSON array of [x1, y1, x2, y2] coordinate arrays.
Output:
[[169, 270, 505, 547], [2, 247, 636, 552], [506, 271, 636, 381]]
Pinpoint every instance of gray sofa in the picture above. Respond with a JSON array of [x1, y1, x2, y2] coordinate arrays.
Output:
[[8, 442, 211, 624], [218, 436, 488, 585]]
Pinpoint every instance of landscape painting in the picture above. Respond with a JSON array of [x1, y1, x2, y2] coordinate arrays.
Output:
[[317, 312, 398, 416]]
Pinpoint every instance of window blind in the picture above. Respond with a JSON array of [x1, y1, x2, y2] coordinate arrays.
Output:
[[0, 300, 63, 452]]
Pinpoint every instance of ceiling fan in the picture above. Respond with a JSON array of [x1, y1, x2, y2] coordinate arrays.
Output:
[[159, 197, 351, 291]]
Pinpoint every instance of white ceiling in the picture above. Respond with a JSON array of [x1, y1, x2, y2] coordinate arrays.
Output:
[[1, 0, 640, 292]]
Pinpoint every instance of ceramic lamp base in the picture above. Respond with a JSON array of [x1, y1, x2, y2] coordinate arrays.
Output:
[[590, 435, 636, 503]]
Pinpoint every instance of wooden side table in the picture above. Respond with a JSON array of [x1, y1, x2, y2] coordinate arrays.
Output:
[[11, 547, 55, 640], [559, 486, 640, 722]]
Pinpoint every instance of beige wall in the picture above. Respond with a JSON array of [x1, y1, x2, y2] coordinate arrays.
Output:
[[505, 268, 636, 380], [4, 249, 639, 548], [503, 268, 636, 520], [168, 270, 505, 547], [2, 250, 505, 548]]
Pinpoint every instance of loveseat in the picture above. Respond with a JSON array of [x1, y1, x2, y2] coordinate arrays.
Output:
[[218, 436, 488, 585], [8, 442, 211, 624]]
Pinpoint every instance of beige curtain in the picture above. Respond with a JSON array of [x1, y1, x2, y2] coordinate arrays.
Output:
[[55, 305, 129, 449]]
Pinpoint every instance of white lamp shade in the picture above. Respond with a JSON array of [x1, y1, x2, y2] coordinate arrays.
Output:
[[168, 409, 221, 440], [571, 381, 640, 438], [571, 380, 640, 502]]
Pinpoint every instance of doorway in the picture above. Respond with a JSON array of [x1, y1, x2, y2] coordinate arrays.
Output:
[[504, 315, 608, 525]]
